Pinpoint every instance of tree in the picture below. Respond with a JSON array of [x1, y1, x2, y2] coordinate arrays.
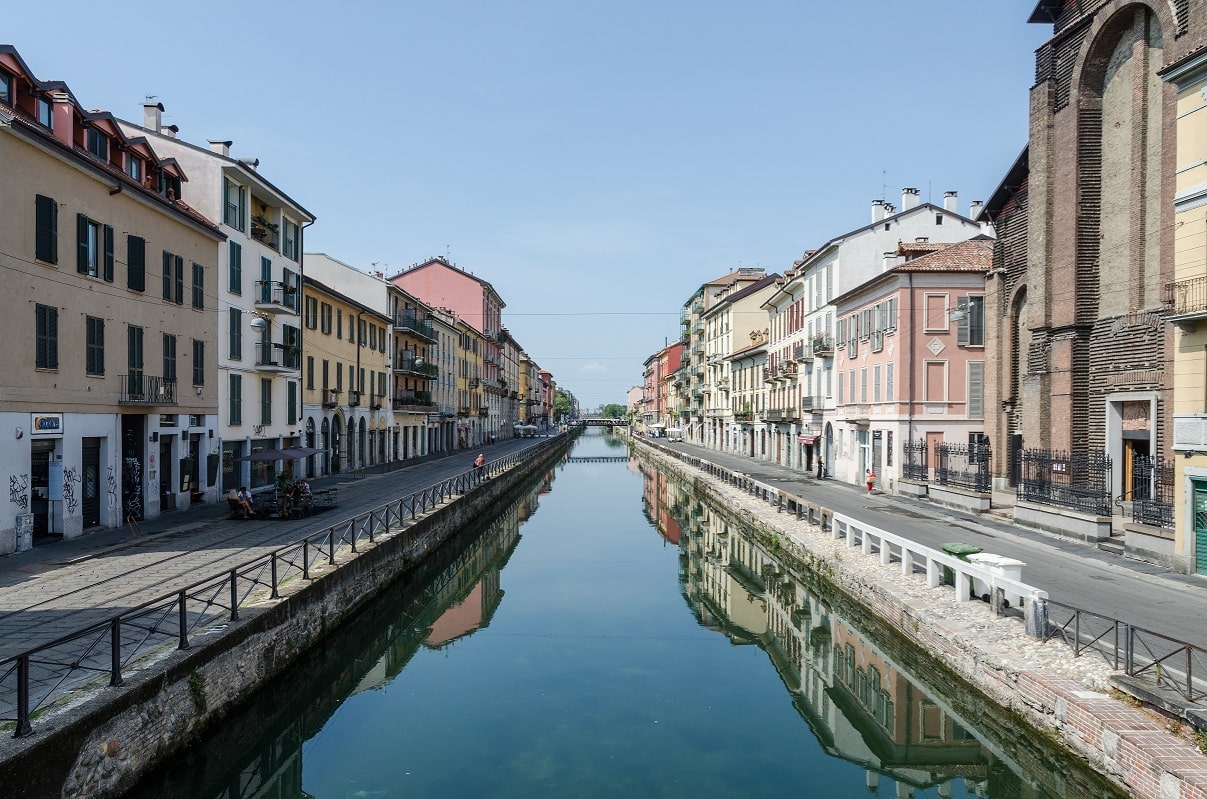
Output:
[[554, 388, 576, 421], [600, 403, 627, 419]]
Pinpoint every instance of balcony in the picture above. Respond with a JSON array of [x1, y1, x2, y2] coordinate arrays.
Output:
[[870, 330, 884, 352], [394, 309, 437, 342], [250, 214, 279, 249], [1165, 276, 1207, 330], [394, 351, 438, 378], [254, 342, 300, 372], [254, 280, 298, 314], [469, 377, 480, 389], [458, 406, 471, 416], [764, 408, 784, 422], [348, 390, 362, 407], [779, 406, 800, 422], [800, 396, 813, 411], [842, 403, 870, 424], [811, 334, 834, 356], [394, 391, 436, 412], [810, 396, 825, 413], [478, 407, 489, 416], [321, 389, 340, 409], [119, 374, 177, 405], [763, 367, 775, 384], [793, 343, 813, 362]]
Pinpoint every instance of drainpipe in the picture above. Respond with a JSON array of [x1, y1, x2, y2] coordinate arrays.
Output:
[[908, 272, 915, 445]]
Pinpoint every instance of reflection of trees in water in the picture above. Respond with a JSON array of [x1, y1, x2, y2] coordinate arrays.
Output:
[[120, 485, 537, 799], [665, 484, 1125, 799]]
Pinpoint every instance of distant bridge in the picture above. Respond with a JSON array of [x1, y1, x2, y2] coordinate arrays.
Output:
[[574, 418, 628, 428], [565, 456, 630, 463]]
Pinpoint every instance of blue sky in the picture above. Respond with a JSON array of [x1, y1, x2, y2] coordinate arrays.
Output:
[[7, 2, 1049, 409]]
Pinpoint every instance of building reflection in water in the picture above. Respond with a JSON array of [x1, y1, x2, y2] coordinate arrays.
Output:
[[122, 467, 556, 799], [645, 465, 1049, 799]]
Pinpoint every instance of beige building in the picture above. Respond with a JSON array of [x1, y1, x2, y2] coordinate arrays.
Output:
[[1163, 49, 1207, 574], [0, 46, 224, 551], [457, 322, 487, 447]]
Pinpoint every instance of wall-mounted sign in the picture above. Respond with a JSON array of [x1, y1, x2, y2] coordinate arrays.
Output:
[[31, 413, 63, 436]]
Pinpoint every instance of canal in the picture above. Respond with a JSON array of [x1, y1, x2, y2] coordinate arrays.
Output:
[[122, 428, 1122, 798]]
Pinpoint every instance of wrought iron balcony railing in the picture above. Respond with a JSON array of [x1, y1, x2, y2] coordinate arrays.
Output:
[[119, 374, 177, 405]]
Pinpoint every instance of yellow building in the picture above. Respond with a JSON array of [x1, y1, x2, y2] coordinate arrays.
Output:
[[301, 275, 390, 476], [456, 322, 486, 448], [1163, 50, 1207, 575], [0, 46, 224, 548]]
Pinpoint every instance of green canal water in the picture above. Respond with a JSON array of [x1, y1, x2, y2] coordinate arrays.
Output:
[[123, 428, 1122, 799]]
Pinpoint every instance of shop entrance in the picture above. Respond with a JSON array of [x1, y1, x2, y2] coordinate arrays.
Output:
[[30, 440, 56, 540], [81, 438, 101, 529]]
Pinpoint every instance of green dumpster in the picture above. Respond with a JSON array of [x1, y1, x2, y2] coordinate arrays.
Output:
[[940, 542, 983, 586]]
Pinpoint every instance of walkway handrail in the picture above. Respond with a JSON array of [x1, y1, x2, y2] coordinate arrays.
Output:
[[637, 437, 1207, 697], [0, 434, 568, 739]]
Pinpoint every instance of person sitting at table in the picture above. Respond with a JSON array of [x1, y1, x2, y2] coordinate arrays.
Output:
[[234, 486, 256, 519]]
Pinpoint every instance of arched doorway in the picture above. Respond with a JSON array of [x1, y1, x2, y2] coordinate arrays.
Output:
[[331, 417, 342, 475], [320, 418, 330, 476], [305, 417, 316, 478]]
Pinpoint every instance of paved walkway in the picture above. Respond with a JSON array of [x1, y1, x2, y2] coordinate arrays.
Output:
[[0, 438, 538, 662], [653, 439, 1207, 650]]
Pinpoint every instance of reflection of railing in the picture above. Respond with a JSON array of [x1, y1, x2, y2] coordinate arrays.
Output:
[[0, 434, 568, 738]]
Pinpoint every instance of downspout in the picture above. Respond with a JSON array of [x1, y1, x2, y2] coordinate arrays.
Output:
[[908, 272, 915, 446], [300, 220, 315, 472]]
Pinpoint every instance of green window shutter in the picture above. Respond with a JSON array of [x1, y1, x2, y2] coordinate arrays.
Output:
[[35, 194, 57, 263], [102, 225, 114, 282], [162, 251, 172, 299], [230, 374, 242, 425], [288, 381, 297, 425], [127, 235, 145, 291], [77, 213, 89, 274], [956, 295, 970, 346], [229, 307, 242, 359], [193, 340, 204, 386], [968, 361, 984, 419], [174, 255, 185, 304], [229, 241, 242, 295]]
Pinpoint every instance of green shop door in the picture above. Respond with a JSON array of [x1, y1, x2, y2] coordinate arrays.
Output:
[[1195, 482, 1207, 576]]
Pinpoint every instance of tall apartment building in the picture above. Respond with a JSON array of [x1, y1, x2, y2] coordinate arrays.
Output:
[[0, 47, 224, 550], [117, 104, 315, 494]]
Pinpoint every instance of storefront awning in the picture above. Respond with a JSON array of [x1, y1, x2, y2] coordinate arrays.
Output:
[[797, 435, 816, 445]]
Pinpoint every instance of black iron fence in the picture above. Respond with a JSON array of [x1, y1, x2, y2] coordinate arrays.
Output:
[[0, 435, 566, 739], [934, 442, 992, 493], [902, 439, 928, 481], [1017, 448, 1112, 517], [1131, 456, 1174, 530]]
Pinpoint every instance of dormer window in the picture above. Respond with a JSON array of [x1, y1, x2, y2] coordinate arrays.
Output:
[[126, 155, 141, 181], [86, 129, 108, 161], [36, 97, 52, 130], [0, 70, 12, 107]]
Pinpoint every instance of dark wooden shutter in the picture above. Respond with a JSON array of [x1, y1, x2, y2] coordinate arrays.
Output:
[[77, 213, 89, 274], [956, 295, 969, 346], [35, 195, 57, 263], [162, 251, 172, 299], [102, 225, 114, 282], [174, 255, 184, 304], [127, 235, 145, 291]]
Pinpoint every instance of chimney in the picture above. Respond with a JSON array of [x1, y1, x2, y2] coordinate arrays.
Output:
[[51, 92, 74, 148], [872, 199, 886, 223], [239, 157, 259, 171], [143, 101, 163, 132], [208, 139, 232, 157], [901, 187, 920, 210], [162, 124, 179, 139], [943, 190, 958, 212], [969, 200, 984, 220], [882, 251, 900, 271]]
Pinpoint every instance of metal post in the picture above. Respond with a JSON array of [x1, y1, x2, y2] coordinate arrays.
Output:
[[229, 569, 240, 621], [14, 656, 31, 737], [110, 618, 124, 687], [303, 539, 310, 580], [270, 553, 279, 599], [329, 530, 336, 565], [178, 591, 190, 650]]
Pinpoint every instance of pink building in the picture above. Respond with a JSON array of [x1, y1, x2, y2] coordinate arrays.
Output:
[[830, 238, 992, 494]]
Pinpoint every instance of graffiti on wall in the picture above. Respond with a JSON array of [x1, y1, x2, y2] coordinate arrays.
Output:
[[107, 466, 118, 510], [123, 458, 143, 519], [62, 466, 80, 515], [9, 474, 28, 510]]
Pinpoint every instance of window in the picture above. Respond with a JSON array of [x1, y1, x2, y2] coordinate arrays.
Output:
[[37, 98, 52, 130], [127, 235, 145, 291], [229, 374, 242, 425], [163, 333, 177, 382], [36, 304, 58, 369], [320, 302, 332, 334], [0, 70, 11, 106], [322, 359, 329, 391], [229, 308, 242, 360], [873, 364, 881, 403], [968, 362, 985, 419], [260, 377, 272, 425], [282, 325, 300, 368], [86, 129, 109, 162], [957, 295, 985, 347], [223, 178, 246, 231], [306, 356, 315, 390], [259, 256, 272, 304], [191, 262, 205, 309], [282, 218, 299, 261], [886, 363, 894, 403], [860, 367, 868, 403], [287, 381, 297, 425], [304, 296, 318, 329], [936, 214, 944, 225], [193, 340, 205, 386], [336, 309, 342, 339], [126, 156, 141, 182], [924, 294, 950, 332], [228, 241, 242, 295], [162, 251, 185, 302], [35, 194, 57, 264], [76, 215, 112, 279], [174, 255, 184, 304], [86, 316, 104, 375]]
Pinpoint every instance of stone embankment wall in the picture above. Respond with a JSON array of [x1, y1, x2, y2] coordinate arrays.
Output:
[[0, 436, 574, 799], [636, 441, 1207, 799]]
